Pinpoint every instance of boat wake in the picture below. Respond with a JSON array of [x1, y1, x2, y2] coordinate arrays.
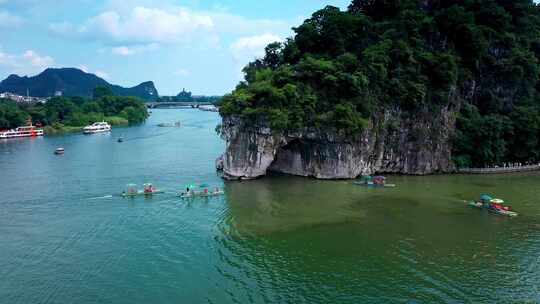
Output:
[[120, 129, 177, 142], [88, 195, 113, 200]]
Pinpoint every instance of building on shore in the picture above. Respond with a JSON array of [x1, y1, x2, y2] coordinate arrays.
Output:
[[0, 92, 48, 104]]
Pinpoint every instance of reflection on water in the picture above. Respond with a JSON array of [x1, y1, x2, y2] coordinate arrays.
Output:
[[224, 176, 367, 234], [0, 109, 539, 303], [219, 174, 540, 303]]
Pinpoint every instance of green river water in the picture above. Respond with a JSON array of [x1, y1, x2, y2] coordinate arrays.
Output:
[[0, 109, 539, 303]]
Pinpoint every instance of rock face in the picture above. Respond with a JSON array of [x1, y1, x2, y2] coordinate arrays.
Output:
[[219, 105, 457, 180]]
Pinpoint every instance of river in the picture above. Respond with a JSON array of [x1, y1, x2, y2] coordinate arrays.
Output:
[[1, 109, 539, 303]]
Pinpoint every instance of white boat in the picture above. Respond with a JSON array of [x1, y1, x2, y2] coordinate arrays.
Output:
[[0, 125, 44, 139], [54, 148, 65, 155], [198, 105, 219, 112], [83, 122, 111, 134]]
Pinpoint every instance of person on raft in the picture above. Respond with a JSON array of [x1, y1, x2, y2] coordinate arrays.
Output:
[[491, 202, 511, 211], [182, 187, 191, 196]]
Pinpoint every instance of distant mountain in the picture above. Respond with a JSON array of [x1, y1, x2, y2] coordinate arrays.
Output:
[[0, 68, 158, 100]]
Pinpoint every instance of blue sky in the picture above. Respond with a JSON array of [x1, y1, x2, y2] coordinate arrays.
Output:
[[0, 0, 350, 96]]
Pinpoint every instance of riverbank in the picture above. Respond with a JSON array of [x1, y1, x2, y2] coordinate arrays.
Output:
[[43, 116, 129, 135], [458, 164, 540, 174]]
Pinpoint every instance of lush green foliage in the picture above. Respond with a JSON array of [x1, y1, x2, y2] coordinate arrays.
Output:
[[220, 0, 540, 165], [0, 101, 28, 129], [0, 86, 148, 130]]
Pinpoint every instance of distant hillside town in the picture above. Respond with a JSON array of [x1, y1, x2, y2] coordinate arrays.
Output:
[[0, 92, 49, 104]]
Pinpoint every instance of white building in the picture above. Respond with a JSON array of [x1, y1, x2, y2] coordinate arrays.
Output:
[[0, 92, 47, 104]]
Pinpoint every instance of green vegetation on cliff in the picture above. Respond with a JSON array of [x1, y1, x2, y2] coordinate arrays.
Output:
[[220, 0, 540, 167], [0, 86, 148, 132]]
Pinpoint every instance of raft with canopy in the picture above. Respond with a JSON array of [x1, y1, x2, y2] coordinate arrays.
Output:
[[469, 194, 493, 208], [353, 175, 396, 188], [121, 183, 163, 197], [468, 195, 517, 217], [487, 198, 517, 217], [480, 194, 493, 203], [178, 183, 224, 199]]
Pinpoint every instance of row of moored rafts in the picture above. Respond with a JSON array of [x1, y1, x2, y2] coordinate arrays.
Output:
[[120, 183, 224, 199]]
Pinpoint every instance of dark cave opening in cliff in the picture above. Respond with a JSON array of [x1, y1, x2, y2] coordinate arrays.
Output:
[[281, 139, 302, 152], [268, 138, 304, 174]]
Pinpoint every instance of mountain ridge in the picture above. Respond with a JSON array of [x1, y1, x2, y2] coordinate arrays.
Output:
[[0, 68, 158, 100]]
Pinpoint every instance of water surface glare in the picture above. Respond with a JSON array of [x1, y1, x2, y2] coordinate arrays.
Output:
[[0, 109, 539, 303]]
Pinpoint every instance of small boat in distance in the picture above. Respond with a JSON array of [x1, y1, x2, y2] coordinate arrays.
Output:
[[0, 125, 44, 139], [157, 121, 181, 127], [354, 176, 396, 188], [83, 122, 111, 134], [468, 194, 518, 217], [198, 105, 219, 112], [54, 148, 65, 155], [117, 137, 124, 143]]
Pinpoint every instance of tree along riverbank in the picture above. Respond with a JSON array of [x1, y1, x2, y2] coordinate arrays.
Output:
[[42, 116, 129, 135], [0, 86, 148, 132], [218, 1, 540, 180]]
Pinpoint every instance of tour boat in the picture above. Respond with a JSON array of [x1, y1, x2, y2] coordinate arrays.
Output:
[[54, 148, 65, 155], [83, 122, 111, 134], [0, 125, 44, 139], [198, 105, 219, 112], [157, 121, 181, 127]]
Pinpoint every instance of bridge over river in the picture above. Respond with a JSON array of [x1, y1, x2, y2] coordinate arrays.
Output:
[[146, 101, 213, 109]]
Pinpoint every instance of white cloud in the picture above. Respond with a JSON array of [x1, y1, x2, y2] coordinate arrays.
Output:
[[0, 10, 23, 28], [111, 46, 133, 56], [23, 50, 54, 68], [78, 64, 89, 73], [0, 49, 55, 75], [111, 43, 158, 56], [0, 51, 14, 66], [75, 6, 214, 44], [173, 68, 190, 77], [77, 64, 108, 79], [95, 70, 110, 79], [49, 4, 293, 48], [230, 33, 283, 63], [48, 21, 76, 36], [209, 12, 290, 36]]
